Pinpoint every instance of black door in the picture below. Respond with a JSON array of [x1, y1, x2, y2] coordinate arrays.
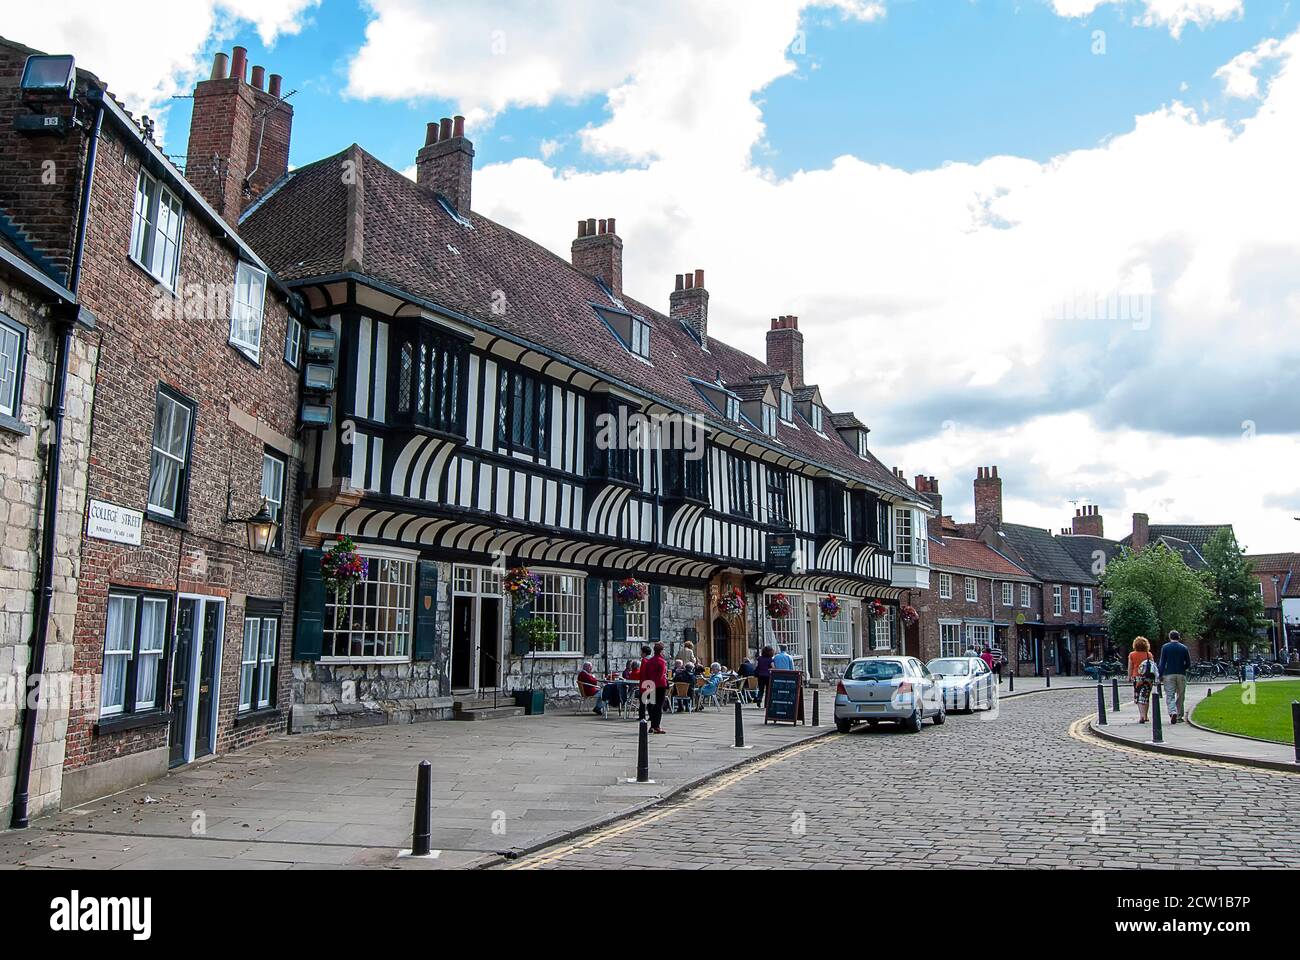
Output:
[[169, 600, 196, 768], [193, 602, 220, 758], [451, 596, 473, 689], [711, 617, 730, 669], [478, 597, 501, 687]]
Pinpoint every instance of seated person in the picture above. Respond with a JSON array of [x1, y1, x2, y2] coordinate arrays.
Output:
[[672, 659, 694, 683], [709, 661, 728, 678], [578, 661, 604, 715], [622, 659, 641, 680], [737, 658, 756, 678]]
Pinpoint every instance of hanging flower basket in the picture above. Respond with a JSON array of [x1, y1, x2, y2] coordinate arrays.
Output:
[[717, 586, 746, 618], [900, 604, 919, 628], [765, 592, 793, 620], [819, 594, 841, 621], [504, 566, 542, 602], [614, 578, 648, 607], [868, 599, 887, 619], [321, 536, 369, 627]]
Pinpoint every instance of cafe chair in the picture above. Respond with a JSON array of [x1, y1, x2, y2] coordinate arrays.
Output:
[[670, 681, 693, 713], [696, 674, 724, 712]]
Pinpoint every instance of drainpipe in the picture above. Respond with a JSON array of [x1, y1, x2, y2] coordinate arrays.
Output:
[[9, 95, 103, 829]]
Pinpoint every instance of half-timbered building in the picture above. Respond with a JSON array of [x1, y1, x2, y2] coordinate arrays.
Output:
[[238, 112, 932, 728]]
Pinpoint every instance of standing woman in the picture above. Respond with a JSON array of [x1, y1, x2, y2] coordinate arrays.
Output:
[[755, 645, 775, 709], [1129, 636, 1156, 724]]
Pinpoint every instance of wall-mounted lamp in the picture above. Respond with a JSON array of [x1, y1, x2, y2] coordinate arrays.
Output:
[[225, 496, 279, 554]]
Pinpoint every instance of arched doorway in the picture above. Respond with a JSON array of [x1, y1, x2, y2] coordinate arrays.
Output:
[[711, 616, 732, 669]]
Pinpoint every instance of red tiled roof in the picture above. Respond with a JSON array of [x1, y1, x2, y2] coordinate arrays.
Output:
[[929, 536, 1035, 580], [241, 145, 917, 500]]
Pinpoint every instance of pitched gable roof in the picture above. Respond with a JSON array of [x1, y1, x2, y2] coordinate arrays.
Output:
[[1056, 534, 1122, 579], [240, 145, 918, 501], [1119, 523, 1233, 554], [929, 536, 1035, 581], [995, 523, 1096, 584]]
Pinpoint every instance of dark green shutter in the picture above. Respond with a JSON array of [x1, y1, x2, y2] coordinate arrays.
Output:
[[584, 578, 602, 656], [293, 548, 325, 661], [511, 599, 531, 656], [412, 560, 438, 661], [612, 596, 627, 643], [648, 584, 662, 642]]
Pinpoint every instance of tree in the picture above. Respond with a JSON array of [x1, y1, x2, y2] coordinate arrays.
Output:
[[1201, 529, 1268, 658], [1100, 543, 1212, 648], [1105, 590, 1159, 652]]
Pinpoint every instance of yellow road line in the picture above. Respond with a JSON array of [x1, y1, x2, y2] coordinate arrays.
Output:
[[507, 736, 833, 869], [1069, 714, 1295, 777]]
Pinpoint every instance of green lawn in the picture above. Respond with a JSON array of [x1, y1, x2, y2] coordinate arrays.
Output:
[[1192, 680, 1300, 744]]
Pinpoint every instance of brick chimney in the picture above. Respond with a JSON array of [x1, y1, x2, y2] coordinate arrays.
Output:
[[1132, 512, 1149, 551], [186, 48, 294, 226], [973, 466, 1003, 530], [766, 315, 804, 387], [914, 475, 943, 536], [416, 116, 474, 213], [670, 269, 709, 347], [572, 218, 624, 297], [1072, 504, 1104, 537]]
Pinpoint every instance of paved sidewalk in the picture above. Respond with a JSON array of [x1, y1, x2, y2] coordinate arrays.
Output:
[[0, 691, 834, 871], [1089, 683, 1299, 773]]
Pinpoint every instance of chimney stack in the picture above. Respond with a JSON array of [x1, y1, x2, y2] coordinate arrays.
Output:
[[1071, 504, 1104, 537], [973, 466, 1003, 530], [766, 315, 804, 387], [670, 268, 709, 347], [571, 217, 624, 297], [186, 48, 294, 225], [1132, 512, 1149, 551], [416, 115, 475, 213], [915, 475, 943, 536]]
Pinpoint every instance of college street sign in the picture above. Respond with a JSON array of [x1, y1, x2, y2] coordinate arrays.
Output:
[[87, 498, 143, 546]]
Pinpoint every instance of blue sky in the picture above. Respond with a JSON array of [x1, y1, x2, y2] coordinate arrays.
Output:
[[155, 0, 1299, 176]]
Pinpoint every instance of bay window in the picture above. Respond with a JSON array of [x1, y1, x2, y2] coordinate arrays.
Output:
[[766, 468, 790, 527], [398, 324, 469, 437], [496, 365, 547, 455], [324, 550, 416, 659]]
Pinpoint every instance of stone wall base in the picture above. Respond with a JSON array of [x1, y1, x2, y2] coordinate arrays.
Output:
[[290, 696, 455, 733], [59, 745, 168, 810]]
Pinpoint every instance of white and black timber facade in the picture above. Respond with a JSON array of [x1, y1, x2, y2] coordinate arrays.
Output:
[[239, 124, 932, 730]]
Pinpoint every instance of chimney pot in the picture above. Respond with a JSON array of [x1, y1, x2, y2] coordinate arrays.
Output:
[[230, 46, 248, 83], [695, 269, 705, 289], [251, 65, 265, 90], [598, 219, 607, 235], [607, 217, 616, 234], [415, 115, 476, 211], [676, 274, 685, 291], [268, 74, 282, 98], [685, 273, 694, 290], [571, 214, 624, 296], [426, 122, 440, 146], [577, 220, 587, 238], [586, 217, 597, 236], [439, 117, 453, 141], [211, 52, 229, 81], [453, 115, 465, 138]]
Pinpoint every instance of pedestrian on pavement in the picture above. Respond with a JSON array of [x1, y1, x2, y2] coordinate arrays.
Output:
[[773, 644, 795, 671], [980, 644, 995, 673], [642, 641, 670, 734], [635, 644, 652, 721], [1157, 630, 1191, 723], [755, 646, 775, 708], [1129, 636, 1157, 723]]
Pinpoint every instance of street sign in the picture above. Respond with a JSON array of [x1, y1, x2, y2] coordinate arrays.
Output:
[[764, 669, 805, 725]]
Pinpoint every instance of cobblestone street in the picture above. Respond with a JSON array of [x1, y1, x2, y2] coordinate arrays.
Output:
[[509, 689, 1300, 869]]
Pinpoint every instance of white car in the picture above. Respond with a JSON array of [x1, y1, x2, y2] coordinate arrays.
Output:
[[834, 656, 945, 733], [926, 656, 997, 713]]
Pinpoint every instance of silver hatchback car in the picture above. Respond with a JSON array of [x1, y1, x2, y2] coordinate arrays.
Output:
[[926, 656, 997, 713], [834, 656, 945, 733]]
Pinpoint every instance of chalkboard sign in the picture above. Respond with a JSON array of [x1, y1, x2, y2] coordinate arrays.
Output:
[[766, 533, 796, 573], [764, 669, 805, 725]]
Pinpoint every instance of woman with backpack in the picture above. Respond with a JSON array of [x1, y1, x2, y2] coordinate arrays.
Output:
[[1128, 636, 1157, 724]]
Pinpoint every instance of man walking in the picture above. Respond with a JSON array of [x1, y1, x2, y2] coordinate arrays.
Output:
[[1157, 630, 1191, 723], [773, 644, 795, 671]]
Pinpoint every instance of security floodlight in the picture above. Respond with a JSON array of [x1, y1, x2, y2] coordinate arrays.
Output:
[[20, 55, 76, 97]]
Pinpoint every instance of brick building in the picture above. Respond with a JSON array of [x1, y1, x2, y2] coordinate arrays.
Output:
[[1244, 554, 1297, 661], [0, 37, 308, 814]]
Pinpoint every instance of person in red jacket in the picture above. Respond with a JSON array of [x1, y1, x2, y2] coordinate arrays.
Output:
[[980, 645, 995, 673], [633, 645, 652, 722], [640, 641, 670, 733]]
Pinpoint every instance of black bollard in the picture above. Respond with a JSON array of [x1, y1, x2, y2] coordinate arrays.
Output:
[[734, 698, 745, 748], [412, 760, 432, 857], [637, 719, 650, 783], [1096, 681, 1108, 725], [1292, 701, 1300, 765], [1112, 676, 1121, 712], [1045, 667, 1051, 688], [811, 689, 820, 727], [1008, 671, 1014, 693], [1151, 690, 1164, 743]]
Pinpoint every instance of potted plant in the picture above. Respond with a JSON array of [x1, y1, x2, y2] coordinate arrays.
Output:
[[321, 535, 369, 627], [511, 615, 557, 715], [819, 594, 841, 621], [765, 592, 792, 620], [614, 577, 647, 606]]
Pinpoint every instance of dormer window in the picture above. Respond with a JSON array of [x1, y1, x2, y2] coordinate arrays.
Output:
[[857, 432, 868, 458], [594, 306, 651, 362], [780, 391, 793, 423], [726, 396, 740, 421], [630, 317, 651, 359], [811, 405, 823, 433], [762, 403, 777, 437]]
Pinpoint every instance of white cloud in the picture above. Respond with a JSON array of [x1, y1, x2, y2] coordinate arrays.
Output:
[[10, 1, 318, 136], [1050, 0, 1243, 37], [1216, 37, 1284, 98]]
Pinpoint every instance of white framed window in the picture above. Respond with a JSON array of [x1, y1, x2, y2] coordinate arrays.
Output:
[[100, 592, 169, 717], [939, 573, 952, 600], [895, 509, 914, 563], [1001, 582, 1013, 606], [779, 391, 793, 422], [965, 577, 977, 603], [130, 169, 183, 289], [1052, 585, 1063, 617], [872, 607, 893, 650], [820, 599, 855, 659], [811, 405, 823, 433], [285, 315, 302, 368], [762, 403, 777, 437], [529, 570, 585, 654], [0, 315, 26, 420], [324, 549, 416, 660], [764, 591, 806, 662], [1020, 584, 1031, 608], [630, 317, 651, 359], [625, 597, 648, 643], [725, 395, 740, 421], [1083, 588, 1093, 614], [857, 432, 868, 458], [939, 621, 962, 658], [261, 451, 286, 551], [240, 615, 280, 712], [1069, 586, 1080, 613], [967, 623, 992, 650], [147, 386, 194, 518], [230, 261, 267, 361]]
